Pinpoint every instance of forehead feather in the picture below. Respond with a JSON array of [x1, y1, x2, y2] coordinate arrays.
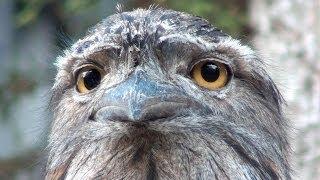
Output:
[[72, 9, 227, 52], [54, 8, 256, 83]]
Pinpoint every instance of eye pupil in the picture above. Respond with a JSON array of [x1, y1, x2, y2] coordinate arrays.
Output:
[[83, 69, 101, 90], [201, 62, 220, 82]]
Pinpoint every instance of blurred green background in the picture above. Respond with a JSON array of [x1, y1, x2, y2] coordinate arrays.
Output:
[[0, 0, 319, 179]]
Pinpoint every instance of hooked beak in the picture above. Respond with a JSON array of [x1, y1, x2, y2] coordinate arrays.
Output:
[[93, 69, 193, 123]]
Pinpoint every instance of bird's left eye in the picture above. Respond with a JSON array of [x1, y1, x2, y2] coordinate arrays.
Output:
[[191, 60, 230, 90], [76, 68, 102, 93]]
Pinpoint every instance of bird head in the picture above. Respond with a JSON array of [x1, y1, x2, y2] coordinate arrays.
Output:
[[47, 8, 291, 179]]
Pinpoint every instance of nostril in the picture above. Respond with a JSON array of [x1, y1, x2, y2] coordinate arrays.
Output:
[[140, 102, 189, 122], [94, 106, 132, 123], [89, 113, 95, 121], [93, 101, 189, 123]]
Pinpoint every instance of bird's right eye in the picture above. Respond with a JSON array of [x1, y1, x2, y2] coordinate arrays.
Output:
[[76, 68, 102, 93]]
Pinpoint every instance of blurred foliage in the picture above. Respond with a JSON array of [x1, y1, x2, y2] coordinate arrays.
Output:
[[14, 0, 250, 36], [0, 149, 42, 179], [0, 71, 37, 120], [15, 0, 99, 28]]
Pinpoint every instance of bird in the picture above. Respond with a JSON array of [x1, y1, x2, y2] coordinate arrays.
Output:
[[46, 7, 291, 180]]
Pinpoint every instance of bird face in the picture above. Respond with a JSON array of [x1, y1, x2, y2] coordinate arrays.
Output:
[[47, 9, 291, 179]]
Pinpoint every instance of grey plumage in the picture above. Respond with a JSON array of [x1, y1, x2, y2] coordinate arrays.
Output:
[[47, 8, 291, 179]]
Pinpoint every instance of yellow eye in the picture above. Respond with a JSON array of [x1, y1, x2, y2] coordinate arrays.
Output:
[[191, 61, 229, 90], [76, 68, 102, 93]]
